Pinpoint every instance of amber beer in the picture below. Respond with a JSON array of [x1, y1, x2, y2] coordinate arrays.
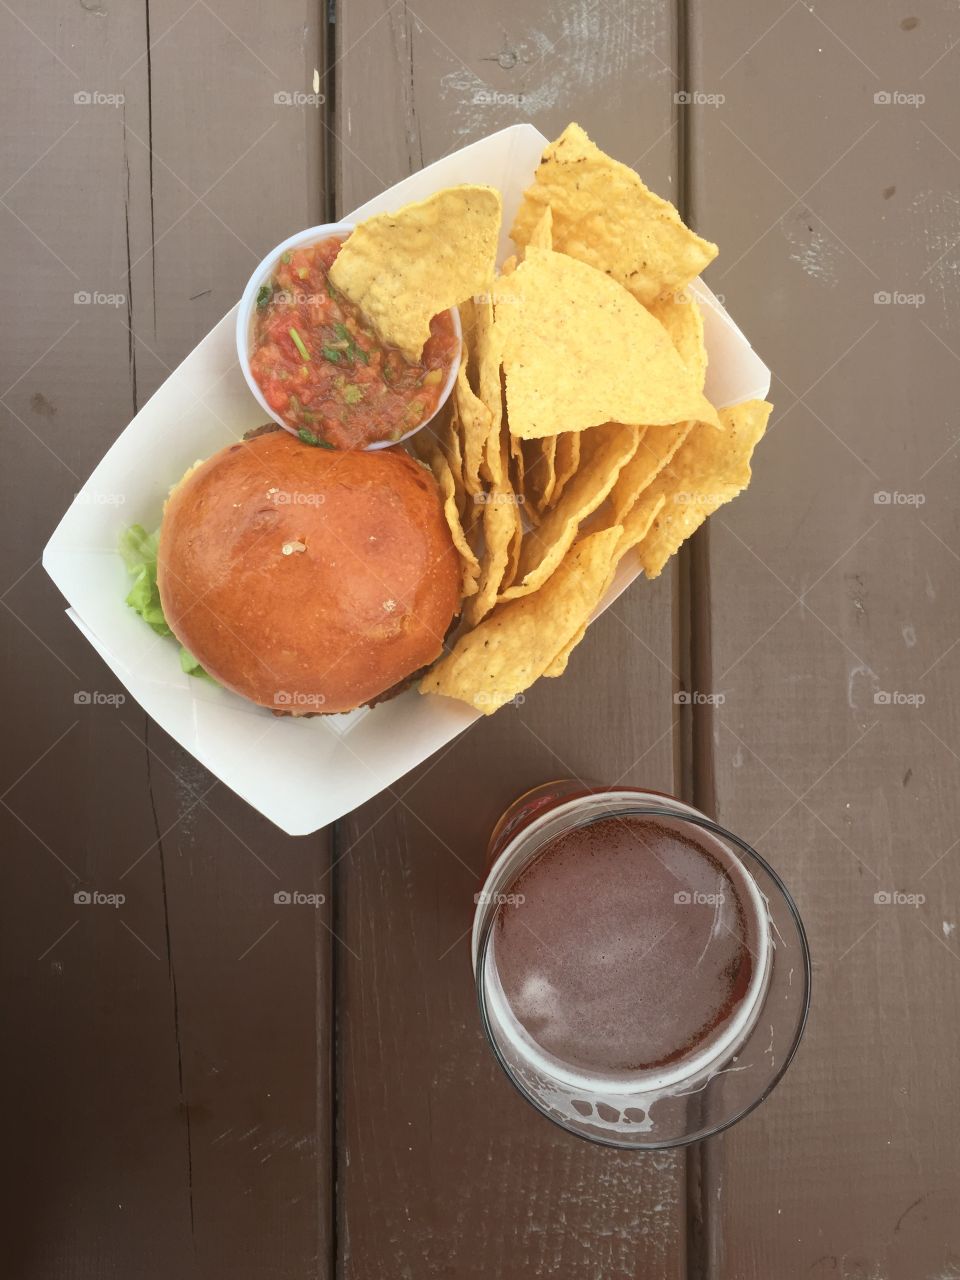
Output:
[[472, 784, 810, 1147], [491, 812, 759, 1079]]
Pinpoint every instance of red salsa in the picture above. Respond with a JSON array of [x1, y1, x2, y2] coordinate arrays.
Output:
[[249, 235, 460, 450]]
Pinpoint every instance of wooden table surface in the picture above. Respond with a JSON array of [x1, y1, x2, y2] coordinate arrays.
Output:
[[3, 2, 959, 1276]]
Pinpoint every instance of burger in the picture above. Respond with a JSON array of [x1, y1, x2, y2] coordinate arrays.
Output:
[[154, 429, 460, 715]]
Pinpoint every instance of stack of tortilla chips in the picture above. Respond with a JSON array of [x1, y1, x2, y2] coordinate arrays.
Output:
[[331, 124, 772, 713]]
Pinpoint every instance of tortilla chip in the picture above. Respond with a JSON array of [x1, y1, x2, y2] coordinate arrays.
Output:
[[526, 204, 553, 250], [637, 400, 773, 578], [463, 493, 515, 623], [542, 631, 579, 679], [462, 436, 519, 626], [411, 435, 479, 597], [511, 123, 716, 307], [473, 298, 504, 487], [648, 294, 707, 393], [494, 247, 720, 439], [617, 490, 668, 560], [606, 422, 691, 525], [549, 432, 581, 507], [599, 291, 707, 524], [545, 493, 666, 678], [522, 436, 558, 514], [458, 297, 480, 385], [508, 432, 525, 498], [329, 185, 502, 360], [501, 487, 525, 589], [500, 423, 640, 600], [411, 401, 466, 517], [421, 525, 624, 712], [455, 357, 491, 498], [441, 405, 468, 516]]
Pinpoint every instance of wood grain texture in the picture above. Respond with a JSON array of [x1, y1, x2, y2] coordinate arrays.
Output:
[[9, 0, 958, 1273], [333, 2, 691, 1275], [688, 1, 960, 1276], [0, 2, 331, 1275]]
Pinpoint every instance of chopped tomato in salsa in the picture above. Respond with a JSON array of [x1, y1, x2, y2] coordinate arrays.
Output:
[[249, 235, 460, 450]]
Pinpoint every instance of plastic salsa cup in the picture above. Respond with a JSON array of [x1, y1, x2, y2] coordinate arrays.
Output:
[[236, 221, 462, 452]]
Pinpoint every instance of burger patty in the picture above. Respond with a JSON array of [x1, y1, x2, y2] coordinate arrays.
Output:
[[243, 421, 284, 441]]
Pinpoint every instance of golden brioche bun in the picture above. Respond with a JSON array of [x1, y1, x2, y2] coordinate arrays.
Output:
[[157, 430, 460, 713]]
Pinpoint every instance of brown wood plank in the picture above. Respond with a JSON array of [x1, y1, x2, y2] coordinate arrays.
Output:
[[332, 3, 690, 1276], [688, 2, 960, 1276], [1, 2, 332, 1274]]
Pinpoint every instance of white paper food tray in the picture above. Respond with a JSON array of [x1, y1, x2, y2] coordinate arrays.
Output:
[[43, 124, 770, 836]]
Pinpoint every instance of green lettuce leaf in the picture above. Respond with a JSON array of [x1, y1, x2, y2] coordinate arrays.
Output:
[[119, 524, 215, 682], [119, 525, 171, 636]]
